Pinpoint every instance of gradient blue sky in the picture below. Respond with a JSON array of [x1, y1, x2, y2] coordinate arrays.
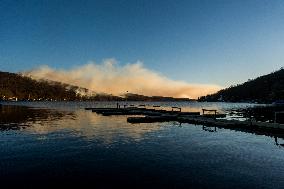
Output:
[[1, 0, 284, 87]]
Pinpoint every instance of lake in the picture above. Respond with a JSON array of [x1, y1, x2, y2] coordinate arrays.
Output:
[[0, 101, 283, 188]]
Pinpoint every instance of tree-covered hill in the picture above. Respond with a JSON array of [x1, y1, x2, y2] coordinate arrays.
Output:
[[0, 71, 86, 101], [199, 68, 284, 103], [0, 71, 192, 101]]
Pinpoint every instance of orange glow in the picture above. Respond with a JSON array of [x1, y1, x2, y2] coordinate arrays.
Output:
[[25, 59, 222, 99]]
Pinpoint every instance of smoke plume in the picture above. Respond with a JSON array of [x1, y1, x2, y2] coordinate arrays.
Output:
[[25, 59, 221, 99]]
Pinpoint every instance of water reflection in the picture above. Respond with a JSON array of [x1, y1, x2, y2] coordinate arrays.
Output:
[[198, 122, 284, 146], [1, 104, 284, 146], [0, 105, 75, 131], [202, 125, 217, 132], [0, 105, 163, 143], [274, 136, 284, 148], [1, 103, 284, 188], [199, 122, 284, 139], [26, 110, 163, 143]]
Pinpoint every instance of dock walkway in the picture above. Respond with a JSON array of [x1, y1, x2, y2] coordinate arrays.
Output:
[[85, 106, 284, 132]]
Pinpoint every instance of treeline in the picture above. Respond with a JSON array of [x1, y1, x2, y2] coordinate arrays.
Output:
[[0, 71, 192, 102], [199, 68, 284, 103], [0, 71, 82, 100]]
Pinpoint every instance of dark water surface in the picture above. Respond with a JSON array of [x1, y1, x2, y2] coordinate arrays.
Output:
[[0, 102, 283, 188]]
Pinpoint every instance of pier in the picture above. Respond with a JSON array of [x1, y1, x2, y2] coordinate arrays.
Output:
[[85, 105, 284, 132]]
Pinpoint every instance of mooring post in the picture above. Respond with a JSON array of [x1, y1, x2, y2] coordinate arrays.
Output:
[[274, 111, 284, 123], [275, 136, 278, 145]]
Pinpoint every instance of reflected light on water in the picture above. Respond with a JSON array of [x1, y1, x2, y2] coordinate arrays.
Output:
[[0, 105, 163, 143], [27, 110, 164, 143], [0, 102, 284, 188]]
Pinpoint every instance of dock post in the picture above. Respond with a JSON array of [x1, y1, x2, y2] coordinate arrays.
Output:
[[274, 112, 284, 123], [275, 136, 278, 145]]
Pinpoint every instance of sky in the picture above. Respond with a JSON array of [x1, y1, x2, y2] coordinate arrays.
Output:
[[1, 0, 284, 89]]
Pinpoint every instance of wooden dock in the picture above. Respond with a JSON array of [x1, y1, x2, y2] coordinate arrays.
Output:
[[84, 106, 284, 132], [85, 106, 201, 117]]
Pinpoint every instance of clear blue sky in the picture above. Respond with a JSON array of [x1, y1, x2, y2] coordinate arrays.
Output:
[[1, 0, 284, 87]]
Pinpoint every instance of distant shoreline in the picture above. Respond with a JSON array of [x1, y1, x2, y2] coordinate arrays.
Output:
[[0, 99, 271, 104]]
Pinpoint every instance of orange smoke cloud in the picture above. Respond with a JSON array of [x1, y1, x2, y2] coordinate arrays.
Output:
[[24, 59, 221, 99]]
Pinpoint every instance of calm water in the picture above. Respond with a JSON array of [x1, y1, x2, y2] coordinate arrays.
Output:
[[0, 101, 283, 188]]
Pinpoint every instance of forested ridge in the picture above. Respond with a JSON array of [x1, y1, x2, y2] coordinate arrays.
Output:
[[0, 71, 191, 101], [0, 71, 85, 100], [199, 68, 284, 103]]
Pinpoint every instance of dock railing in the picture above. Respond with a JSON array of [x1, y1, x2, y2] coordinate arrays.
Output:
[[202, 109, 217, 119]]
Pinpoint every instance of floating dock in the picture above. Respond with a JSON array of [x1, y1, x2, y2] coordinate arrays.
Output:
[[85, 106, 284, 132]]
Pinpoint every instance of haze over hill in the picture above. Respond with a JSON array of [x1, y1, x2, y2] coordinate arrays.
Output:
[[0, 71, 195, 101], [2, 66, 283, 103], [24, 59, 221, 99]]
